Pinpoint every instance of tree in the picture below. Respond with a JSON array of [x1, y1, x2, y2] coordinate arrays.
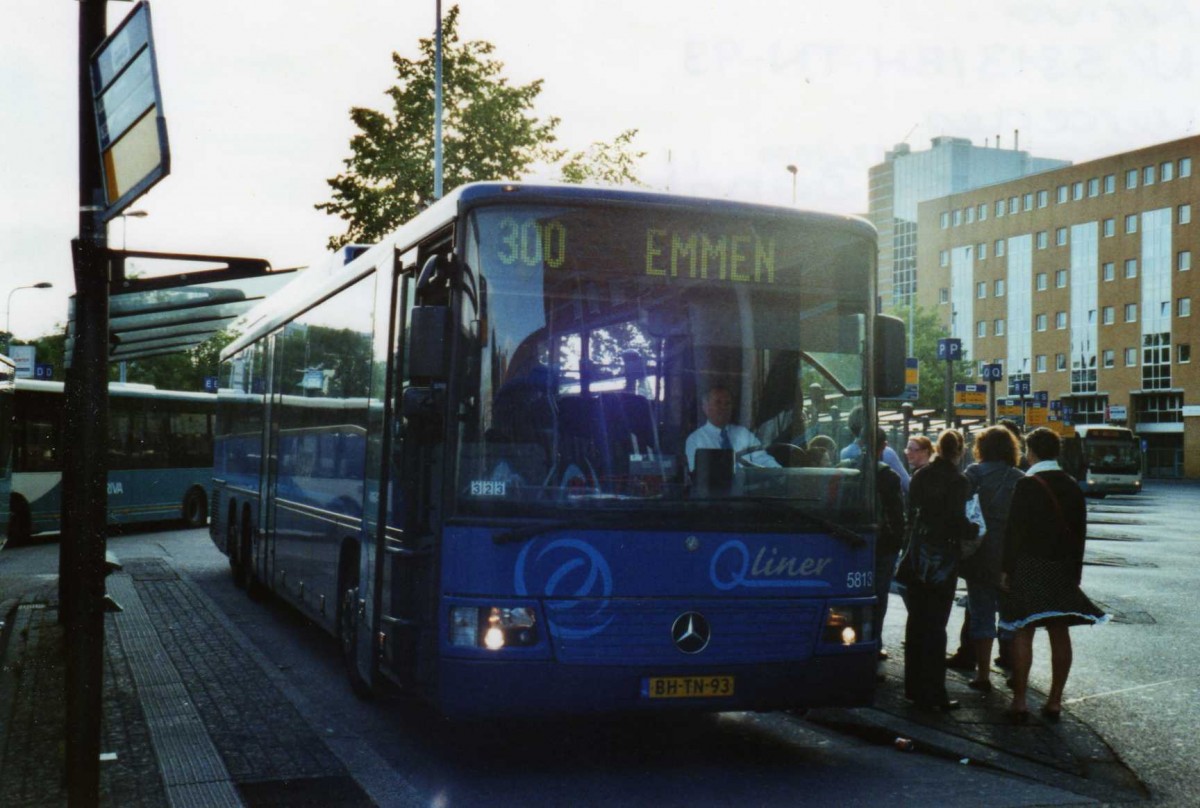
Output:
[[317, 5, 643, 249], [886, 304, 976, 412], [559, 129, 646, 187]]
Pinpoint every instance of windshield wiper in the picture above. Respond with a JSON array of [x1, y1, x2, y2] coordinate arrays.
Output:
[[491, 511, 675, 545], [726, 497, 867, 549]]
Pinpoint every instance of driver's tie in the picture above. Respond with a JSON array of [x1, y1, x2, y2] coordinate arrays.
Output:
[[720, 426, 732, 450]]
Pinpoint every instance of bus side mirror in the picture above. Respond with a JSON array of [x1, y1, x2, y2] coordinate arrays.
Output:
[[408, 305, 450, 381], [874, 315, 907, 399]]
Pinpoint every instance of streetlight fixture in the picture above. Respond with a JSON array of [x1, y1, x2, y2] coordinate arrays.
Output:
[[114, 209, 148, 250], [786, 164, 798, 204], [4, 282, 54, 352]]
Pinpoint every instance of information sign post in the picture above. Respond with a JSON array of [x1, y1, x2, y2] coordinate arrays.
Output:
[[981, 363, 1003, 424], [938, 338, 962, 426]]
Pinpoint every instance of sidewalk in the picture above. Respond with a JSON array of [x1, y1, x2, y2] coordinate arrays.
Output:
[[1, 560, 1147, 806]]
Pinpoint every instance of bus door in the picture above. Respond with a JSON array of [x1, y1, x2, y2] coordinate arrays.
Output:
[[259, 333, 284, 592], [379, 246, 448, 685]]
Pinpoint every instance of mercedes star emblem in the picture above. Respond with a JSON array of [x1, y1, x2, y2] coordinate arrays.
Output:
[[671, 611, 711, 654]]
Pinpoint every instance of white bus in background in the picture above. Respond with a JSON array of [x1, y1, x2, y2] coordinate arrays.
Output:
[[1061, 425, 1142, 496]]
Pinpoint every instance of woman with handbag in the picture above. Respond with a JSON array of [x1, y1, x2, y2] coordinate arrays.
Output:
[[899, 428, 976, 712], [960, 426, 1026, 693], [999, 428, 1107, 722]]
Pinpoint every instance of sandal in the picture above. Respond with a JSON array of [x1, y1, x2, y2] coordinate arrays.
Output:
[[1040, 705, 1062, 722], [967, 679, 993, 693]]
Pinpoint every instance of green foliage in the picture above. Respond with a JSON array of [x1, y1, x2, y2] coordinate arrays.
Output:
[[317, 5, 644, 250], [885, 305, 975, 412], [559, 129, 646, 187]]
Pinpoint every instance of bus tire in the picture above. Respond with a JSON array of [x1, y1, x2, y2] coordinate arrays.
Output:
[[339, 572, 373, 699], [8, 495, 31, 545], [238, 511, 261, 599], [182, 487, 208, 528]]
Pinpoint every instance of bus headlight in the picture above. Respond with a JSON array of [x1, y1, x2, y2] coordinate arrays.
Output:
[[450, 605, 538, 649], [823, 605, 874, 646]]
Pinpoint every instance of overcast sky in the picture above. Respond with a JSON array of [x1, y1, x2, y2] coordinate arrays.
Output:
[[3, 0, 1199, 342]]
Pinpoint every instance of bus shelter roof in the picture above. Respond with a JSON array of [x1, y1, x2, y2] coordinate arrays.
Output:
[[68, 251, 300, 362]]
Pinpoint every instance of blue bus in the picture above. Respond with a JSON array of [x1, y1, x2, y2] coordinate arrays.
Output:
[[8, 379, 215, 543], [211, 183, 906, 717], [0, 355, 13, 549]]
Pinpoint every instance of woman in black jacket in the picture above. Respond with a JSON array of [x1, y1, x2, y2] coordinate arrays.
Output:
[[902, 429, 974, 711], [1000, 428, 1107, 722]]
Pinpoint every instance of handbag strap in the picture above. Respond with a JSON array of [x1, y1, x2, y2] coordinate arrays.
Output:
[[1029, 474, 1075, 542]]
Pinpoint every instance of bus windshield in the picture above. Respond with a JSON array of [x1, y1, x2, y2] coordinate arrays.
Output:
[[1086, 438, 1139, 472], [453, 202, 874, 524]]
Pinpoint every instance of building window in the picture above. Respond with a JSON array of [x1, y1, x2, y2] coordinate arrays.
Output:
[[1143, 333, 1173, 390], [994, 278, 1006, 297], [939, 288, 950, 304], [1088, 178, 1100, 197], [1036, 231, 1048, 249], [1008, 197, 1018, 214], [978, 203, 987, 221], [1056, 227, 1068, 246], [966, 206, 975, 224], [1144, 165, 1156, 185], [953, 209, 963, 226], [1036, 355, 1047, 373], [1057, 185, 1069, 203], [1103, 349, 1115, 368], [1056, 311, 1068, 329], [1103, 262, 1115, 281], [1126, 168, 1138, 189], [995, 239, 1006, 257], [1181, 157, 1192, 178], [939, 250, 949, 267], [1126, 347, 1137, 366], [1125, 214, 1138, 234], [1162, 161, 1175, 182], [1036, 272, 1048, 291], [1180, 344, 1191, 364], [1103, 218, 1115, 237], [1056, 353, 1067, 371], [1072, 181, 1084, 200], [1179, 204, 1191, 225], [1056, 269, 1068, 288], [1102, 306, 1115, 325], [994, 318, 1006, 336], [977, 320, 987, 338], [1037, 189, 1048, 208], [940, 212, 950, 229], [996, 200, 1005, 217], [1036, 313, 1048, 331], [1162, 300, 1171, 318], [1125, 303, 1138, 322], [1179, 297, 1191, 317], [978, 242, 987, 260], [1125, 258, 1138, 278], [977, 281, 987, 299], [1179, 250, 1192, 271], [1104, 174, 1116, 194], [1023, 193, 1034, 211]]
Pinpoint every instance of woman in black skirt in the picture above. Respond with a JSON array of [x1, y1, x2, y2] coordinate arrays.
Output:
[[999, 428, 1107, 722]]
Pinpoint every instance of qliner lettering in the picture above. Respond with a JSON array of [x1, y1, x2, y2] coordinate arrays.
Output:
[[644, 229, 776, 283]]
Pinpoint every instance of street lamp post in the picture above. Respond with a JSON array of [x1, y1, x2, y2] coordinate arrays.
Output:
[[115, 209, 148, 250], [786, 164, 798, 204], [4, 282, 54, 352]]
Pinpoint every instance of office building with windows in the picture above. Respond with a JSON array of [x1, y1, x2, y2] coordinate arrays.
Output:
[[916, 134, 1200, 477], [869, 136, 1070, 312]]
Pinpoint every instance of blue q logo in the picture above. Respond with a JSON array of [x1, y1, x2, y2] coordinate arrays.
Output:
[[515, 539, 615, 639], [710, 539, 832, 591]]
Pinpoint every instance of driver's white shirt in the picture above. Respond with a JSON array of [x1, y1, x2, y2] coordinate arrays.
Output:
[[685, 421, 781, 471]]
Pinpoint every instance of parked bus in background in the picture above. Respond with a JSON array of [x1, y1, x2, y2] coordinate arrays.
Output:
[[0, 354, 14, 549], [8, 380, 215, 543], [211, 183, 907, 718], [1061, 424, 1142, 496]]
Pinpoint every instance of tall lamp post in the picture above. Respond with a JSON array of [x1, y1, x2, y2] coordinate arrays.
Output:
[[114, 209, 148, 250], [4, 282, 54, 353], [786, 164, 798, 204]]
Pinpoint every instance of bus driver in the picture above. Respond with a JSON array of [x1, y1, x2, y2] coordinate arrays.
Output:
[[685, 385, 781, 472]]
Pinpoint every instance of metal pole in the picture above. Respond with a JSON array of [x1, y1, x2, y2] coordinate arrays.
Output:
[[64, 1, 109, 802], [433, 0, 443, 200]]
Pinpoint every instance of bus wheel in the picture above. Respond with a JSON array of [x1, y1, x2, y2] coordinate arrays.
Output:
[[228, 514, 244, 588], [339, 582, 373, 699], [182, 487, 208, 528], [237, 516, 261, 599], [8, 495, 31, 545]]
